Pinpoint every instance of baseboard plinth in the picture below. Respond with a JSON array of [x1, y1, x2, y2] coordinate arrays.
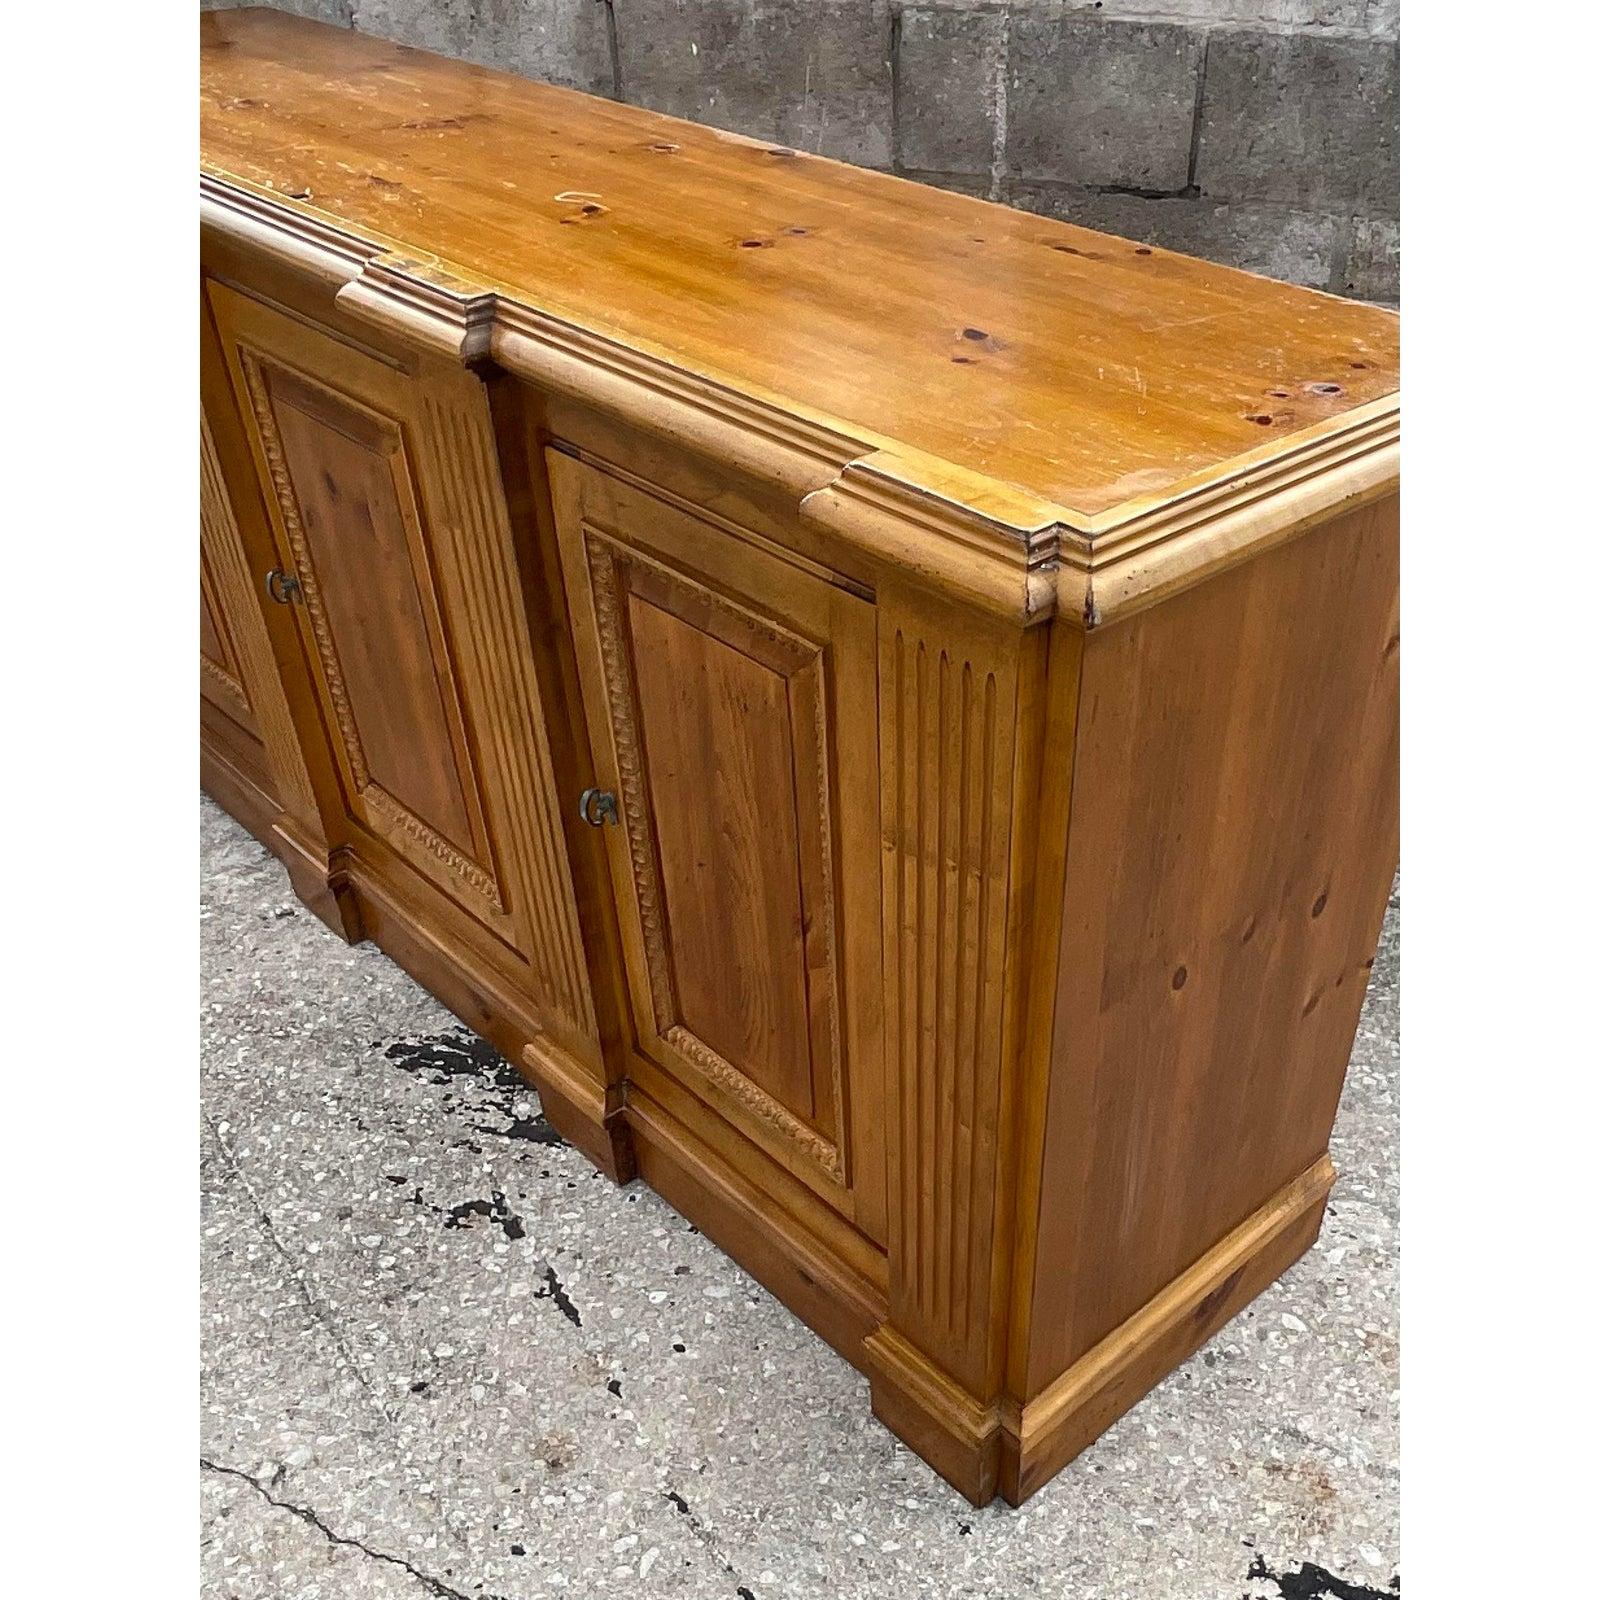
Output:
[[522, 1036, 635, 1185], [1000, 1156, 1335, 1504]]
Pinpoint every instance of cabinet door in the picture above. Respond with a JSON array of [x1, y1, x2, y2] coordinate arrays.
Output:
[[550, 454, 885, 1239], [198, 524, 256, 736], [208, 282, 595, 1051]]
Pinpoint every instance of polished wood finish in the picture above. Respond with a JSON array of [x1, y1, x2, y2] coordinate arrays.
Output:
[[200, 10, 1399, 1507], [199, 8, 1395, 524]]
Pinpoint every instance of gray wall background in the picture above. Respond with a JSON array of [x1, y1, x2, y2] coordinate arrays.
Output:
[[203, 0, 1399, 303]]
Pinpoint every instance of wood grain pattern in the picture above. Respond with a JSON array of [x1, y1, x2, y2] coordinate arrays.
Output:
[[200, 8, 1397, 525], [1024, 495, 1399, 1395], [209, 276, 599, 1055], [578, 523, 848, 1182], [628, 589, 818, 1126], [1002, 1156, 1335, 1502], [549, 450, 884, 1225], [233, 339, 508, 915]]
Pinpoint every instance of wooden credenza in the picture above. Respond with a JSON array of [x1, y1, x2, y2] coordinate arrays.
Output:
[[200, 9, 1399, 1506]]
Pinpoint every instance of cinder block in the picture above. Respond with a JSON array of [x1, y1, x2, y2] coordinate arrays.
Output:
[[352, 0, 613, 93], [497, 0, 616, 95], [1004, 180, 1219, 257], [1086, 0, 1368, 25], [1007, 17, 1203, 191], [1004, 181, 1344, 290], [1342, 214, 1399, 304], [894, 6, 1007, 179], [615, 0, 893, 168], [912, 172, 995, 201], [1364, 0, 1401, 39], [1219, 202, 1344, 287], [351, 0, 480, 61], [1195, 30, 1398, 212], [207, 0, 353, 21]]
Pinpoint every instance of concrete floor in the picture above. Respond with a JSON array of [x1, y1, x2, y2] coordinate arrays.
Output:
[[200, 796, 1399, 1600]]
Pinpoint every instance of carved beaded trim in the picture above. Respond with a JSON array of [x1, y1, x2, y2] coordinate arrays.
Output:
[[199, 651, 251, 722]]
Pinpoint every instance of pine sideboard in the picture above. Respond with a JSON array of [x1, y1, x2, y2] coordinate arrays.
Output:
[[199, 8, 1399, 1506]]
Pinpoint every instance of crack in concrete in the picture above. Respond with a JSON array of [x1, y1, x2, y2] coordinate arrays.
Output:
[[660, 1488, 755, 1594], [203, 1102, 495, 1562], [201, 1458, 503, 1600], [204, 1112, 400, 1428]]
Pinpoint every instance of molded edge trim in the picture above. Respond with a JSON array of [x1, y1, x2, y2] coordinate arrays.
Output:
[[1061, 404, 1400, 629], [1000, 1154, 1335, 1502], [863, 1153, 1334, 1505], [202, 172, 1400, 630]]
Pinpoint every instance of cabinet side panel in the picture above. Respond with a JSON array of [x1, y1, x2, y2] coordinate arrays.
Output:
[[1027, 495, 1398, 1395]]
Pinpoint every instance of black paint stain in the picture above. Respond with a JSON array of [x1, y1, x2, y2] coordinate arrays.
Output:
[[442, 1192, 525, 1242], [1248, 1554, 1399, 1600], [383, 1026, 510, 1087], [498, 1116, 563, 1146], [535, 1264, 581, 1327], [606, 1378, 623, 1398], [380, 1027, 564, 1148]]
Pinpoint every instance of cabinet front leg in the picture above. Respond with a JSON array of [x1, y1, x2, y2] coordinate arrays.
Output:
[[272, 822, 365, 945], [863, 593, 1042, 1506], [521, 1036, 636, 1186]]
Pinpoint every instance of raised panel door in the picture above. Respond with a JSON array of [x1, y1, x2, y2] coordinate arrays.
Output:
[[549, 452, 885, 1239], [208, 281, 597, 1051]]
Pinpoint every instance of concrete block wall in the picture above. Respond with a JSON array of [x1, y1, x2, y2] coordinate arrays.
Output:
[[202, 0, 1400, 302]]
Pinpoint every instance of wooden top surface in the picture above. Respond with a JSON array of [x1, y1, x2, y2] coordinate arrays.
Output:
[[201, 8, 1398, 524]]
